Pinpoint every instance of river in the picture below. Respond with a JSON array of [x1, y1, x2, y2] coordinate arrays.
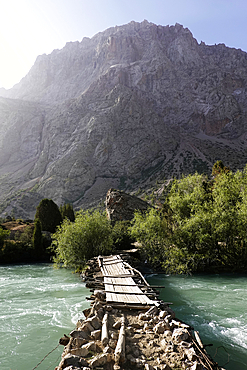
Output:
[[0, 264, 246, 370], [148, 273, 247, 370]]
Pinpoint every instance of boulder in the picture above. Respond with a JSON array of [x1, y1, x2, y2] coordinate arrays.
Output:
[[105, 189, 150, 222]]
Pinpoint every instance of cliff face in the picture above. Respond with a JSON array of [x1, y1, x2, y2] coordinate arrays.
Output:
[[0, 20, 247, 218]]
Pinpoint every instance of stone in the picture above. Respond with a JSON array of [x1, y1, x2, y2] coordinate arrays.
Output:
[[69, 330, 89, 340], [105, 305, 113, 311], [159, 311, 169, 319], [139, 313, 152, 321], [111, 331, 119, 340], [185, 347, 198, 361], [145, 364, 155, 370], [163, 330, 173, 339], [113, 320, 122, 330], [59, 334, 70, 346], [160, 365, 171, 370], [93, 301, 103, 311], [80, 321, 94, 333], [172, 328, 189, 343], [63, 354, 89, 368], [97, 308, 104, 320], [75, 338, 88, 347], [86, 315, 101, 330], [89, 353, 111, 367], [103, 345, 113, 353], [82, 308, 91, 318], [131, 322, 143, 329], [108, 339, 117, 349], [91, 329, 101, 340], [153, 322, 167, 334], [94, 290, 106, 301], [160, 339, 167, 348], [133, 348, 140, 357], [146, 306, 159, 316], [165, 307, 175, 319], [144, 322, 153, 331], [189, 362, 203, 370], [70, 341, 96, 357]]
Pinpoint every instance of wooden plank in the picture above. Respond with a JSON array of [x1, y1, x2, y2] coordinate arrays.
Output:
[[101, 255, 157, 305]]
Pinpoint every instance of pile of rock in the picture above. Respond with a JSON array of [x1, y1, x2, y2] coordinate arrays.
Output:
[[56, 298, 222, 370]]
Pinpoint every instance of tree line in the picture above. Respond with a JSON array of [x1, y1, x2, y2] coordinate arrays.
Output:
[[52, 161, 247, 274], [1, 160, 247, 274]]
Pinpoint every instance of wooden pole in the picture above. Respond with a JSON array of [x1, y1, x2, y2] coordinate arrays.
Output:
[[101, 313, 109, 347], [123, 261, 150, 286], [114, 315, 125, 364]]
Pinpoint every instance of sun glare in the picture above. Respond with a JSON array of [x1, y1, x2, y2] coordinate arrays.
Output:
[[0, 0, 65, 89]]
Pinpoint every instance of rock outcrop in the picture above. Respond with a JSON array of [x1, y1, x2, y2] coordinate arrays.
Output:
[[0, 20, 247, 217], [105, 189, 150, 222]]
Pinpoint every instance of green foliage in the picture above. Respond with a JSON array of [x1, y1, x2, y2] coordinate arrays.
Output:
[[35, 198, 62, 233], [212, 160, 229, 177], [129, 164, 247, 274], [112, 221, 134, 250], [60, 203, 75, 222], [52, 210, 114, 269], [129, 208, 169, 269], [32, 219, 43, 259], [0, 227, 10, 247], [15, 225, 33, 246]]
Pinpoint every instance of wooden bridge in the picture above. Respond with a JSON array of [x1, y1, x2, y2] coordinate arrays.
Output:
[[98, 254, 158, 306], [57, 254, 224, 370]]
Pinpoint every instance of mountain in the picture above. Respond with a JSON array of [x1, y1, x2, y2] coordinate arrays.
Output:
[[0, 20, 247, 218]]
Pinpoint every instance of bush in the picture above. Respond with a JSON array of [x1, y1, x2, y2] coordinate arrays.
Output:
[[112, 221, 135, 250], [52, 210, 114, 269]]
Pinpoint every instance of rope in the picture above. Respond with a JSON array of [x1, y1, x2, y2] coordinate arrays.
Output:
[[45, 353, 63, 370], [213, 345, 230, 367], [31, 343, 60, 370], [31, 324, 78, 370]]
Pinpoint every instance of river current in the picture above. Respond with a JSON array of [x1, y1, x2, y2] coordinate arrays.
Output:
[[0, 264, 246, 370]]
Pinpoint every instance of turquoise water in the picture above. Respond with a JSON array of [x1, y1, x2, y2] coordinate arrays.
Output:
[[0, 264, 89, 370], [0, 264, 246, 370], [148, 274, 247, 370]]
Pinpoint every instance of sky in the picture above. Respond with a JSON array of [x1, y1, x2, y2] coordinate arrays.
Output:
[[0, 0, 247, 89]]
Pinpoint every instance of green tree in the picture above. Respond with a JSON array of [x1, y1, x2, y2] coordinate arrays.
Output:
[[212, 160, 229, 177], [52, 210, 113, 269], [129, 208, 168, 269], [32, 219, 43, 259], [112, 221, 134, 250], [60, 203, 75, 222], [16, 225, 33, 246], [0, 226, 10, 247], [35, 199, 62, 233]]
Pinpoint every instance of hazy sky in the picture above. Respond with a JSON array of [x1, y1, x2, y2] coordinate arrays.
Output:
[[0, 0, 247, 89]]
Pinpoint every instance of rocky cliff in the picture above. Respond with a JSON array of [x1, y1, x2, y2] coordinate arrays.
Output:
[[0, 20, 247, 218]]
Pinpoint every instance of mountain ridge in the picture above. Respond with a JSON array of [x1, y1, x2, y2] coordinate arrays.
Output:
[[0, 20, 247, 218]]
